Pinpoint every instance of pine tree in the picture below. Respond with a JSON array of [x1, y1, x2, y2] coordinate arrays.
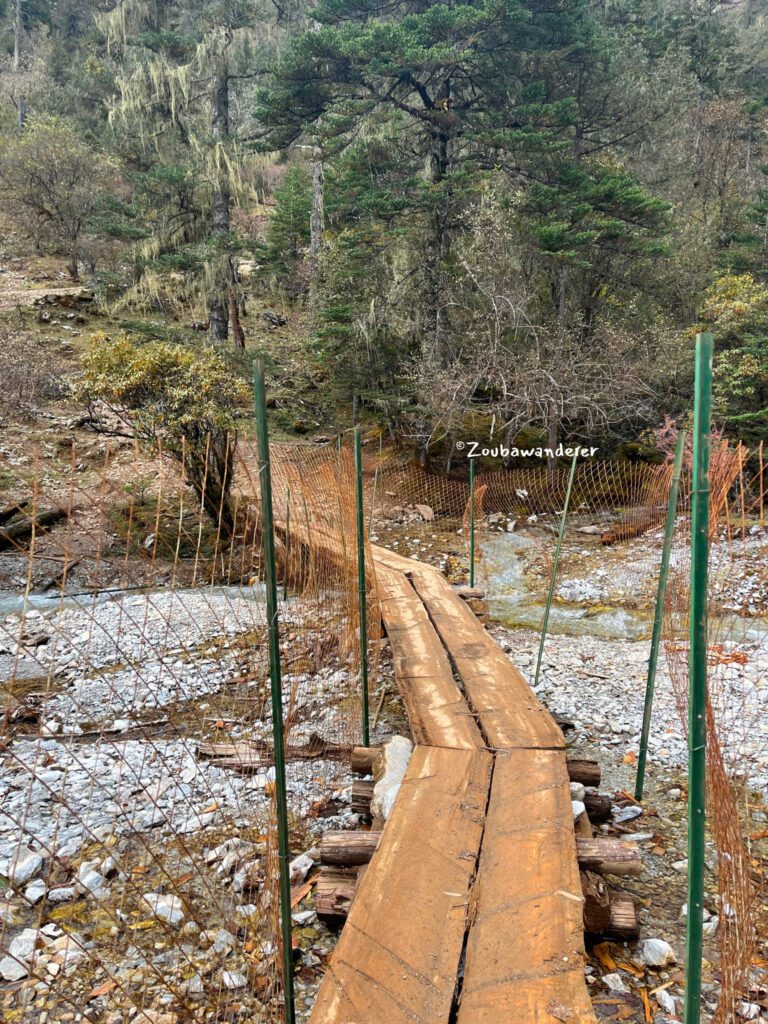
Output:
[[101, 0, 266, 344]]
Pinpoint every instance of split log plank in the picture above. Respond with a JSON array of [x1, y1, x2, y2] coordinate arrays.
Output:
[[458, 749, 597, 1024], [315, 867, 357, 920], [374, 563, 482, 750], [402, 558, 564, 751], [308, 745, 491, 1024], [581, 870, 611, 935], [351, 780, 374, 816], [609, 894, 640, 940]]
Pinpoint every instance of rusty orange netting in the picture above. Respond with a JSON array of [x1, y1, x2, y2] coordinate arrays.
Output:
[[663, 440, 768, 1024], [0, 433, 382, 1022]]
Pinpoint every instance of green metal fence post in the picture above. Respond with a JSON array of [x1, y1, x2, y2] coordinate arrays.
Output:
[[685, 332, 713, 1024], [354, 426, 370, 746], [635, 429, 687, 801], [534, 449, 579, 690], [469, 458, 476, 588], [252, 359, 296, 1024]]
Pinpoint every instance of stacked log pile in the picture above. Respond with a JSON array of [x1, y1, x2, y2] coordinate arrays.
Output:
[[317, 745, 641, 942]]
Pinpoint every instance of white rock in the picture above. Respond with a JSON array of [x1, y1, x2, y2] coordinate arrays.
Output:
[[142, 893, 185, 927], [656, 989, 676, 1014], [77, 865, 110, 898], [572, 800, 586, 820], [289, 853, 314, 885], [23, 879, 47, 904], [703, 915, 719, 937], [371, 736, 413, 822], [9, 929, 42, 962], [738, 1001, 762, 1020], [602, 972, 630, 993], [222, 970, 247, 989], [0, 955, 28, 981], [613, 805, 643, 824], [212, 929, 237, 954], [570, 782, 586, 802], [639, 938, 677, 967], [47, 933, 86, 965], [47, 886, 76, 904], [7, 846, 43, 887]]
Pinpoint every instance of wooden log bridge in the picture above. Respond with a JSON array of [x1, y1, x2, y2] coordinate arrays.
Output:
[[308, 545, 609, 1024]]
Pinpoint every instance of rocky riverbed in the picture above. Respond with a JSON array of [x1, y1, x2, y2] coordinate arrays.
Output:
[[0, 585, 394, 1022]]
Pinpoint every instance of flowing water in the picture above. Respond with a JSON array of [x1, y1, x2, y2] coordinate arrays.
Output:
[[480, 530, 767, 648]]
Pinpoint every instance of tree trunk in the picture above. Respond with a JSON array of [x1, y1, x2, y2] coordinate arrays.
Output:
[[13, 0, 22, 71], [17, 94, 26, 130], [186, 430, 237, 539], [547, 265, 568, 475], [228, 290, 246, 348], [547, 400, 558, 475], [209, 50, 231, 345], [310, 152, 325, 272]]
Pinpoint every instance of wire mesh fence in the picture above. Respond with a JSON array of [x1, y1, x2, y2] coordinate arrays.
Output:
[[663, 442, 768, 1024], [366, 443, 768, 1021], [3, 426, 766, 1022], [0, 431, 381, 1022]]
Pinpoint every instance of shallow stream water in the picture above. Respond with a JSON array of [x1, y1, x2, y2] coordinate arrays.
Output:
[[480, 531, 768, 649]]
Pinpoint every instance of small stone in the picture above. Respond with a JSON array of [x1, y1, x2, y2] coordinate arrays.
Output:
[[0, 956, 28, 981], [9, 928, 42, 962], [289, 853, 314, 885], [142, 893, 185, 927], [24, 879, 47, 904], [738, 1001, 762, 1020], [656, 989, 676, 1014], [47, 933, 86, 965], [638, 938, 676, 967], [222, 970, 247, 990], [292, 910, 316, 925], [7, 846, 43, 887], [602, 972, 630, 993], [703, 915, 719, 937], [77, 864, 110, 898], [570, 782, 586, 802], [47, 886, 76, 904], [672, 859, 688, 873], [572, 800, 586, 820], [613, 805, 643, 824], [212, 929, 237, 954]]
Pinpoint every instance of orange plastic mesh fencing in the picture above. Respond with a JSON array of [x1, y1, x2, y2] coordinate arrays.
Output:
[[663, 440, 768, 1023], [355, 441, 768, 1016], [0, 432, 381, 1022], [363, 451, 677, 628], [237, 437, 381, 751]]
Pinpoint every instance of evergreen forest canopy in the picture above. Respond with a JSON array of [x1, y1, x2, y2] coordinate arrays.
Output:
[[1, 0, 767, 463]]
